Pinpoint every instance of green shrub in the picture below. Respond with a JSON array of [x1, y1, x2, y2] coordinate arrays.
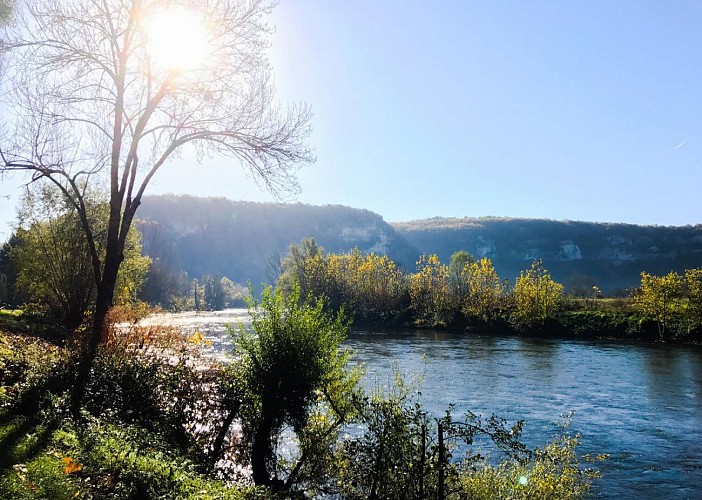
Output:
[[556, 310, 641, 339], [460, 420, 606, 499], [0, 332, 72, 417], [0, 412, 262, 500], [0, 413, 78, 500], [0, 454, 78, 500], [65, 418, 259, 499], [229, 285, 359, 491]]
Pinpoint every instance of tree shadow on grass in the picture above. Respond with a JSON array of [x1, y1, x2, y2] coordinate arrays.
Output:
[[0, 411, 58, 473]]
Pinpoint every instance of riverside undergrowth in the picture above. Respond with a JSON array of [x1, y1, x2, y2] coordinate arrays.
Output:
[[0, 300, 604, 499]]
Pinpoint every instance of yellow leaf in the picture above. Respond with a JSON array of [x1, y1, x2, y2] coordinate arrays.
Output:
[[63, 456, 83, 475], [188, 331, 204, 344]]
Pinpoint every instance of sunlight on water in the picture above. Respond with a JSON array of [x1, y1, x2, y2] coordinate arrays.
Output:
[[140, 308, 250, 362]]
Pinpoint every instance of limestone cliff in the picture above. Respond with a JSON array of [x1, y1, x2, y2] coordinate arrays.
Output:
[[393, 217, 702, 293]]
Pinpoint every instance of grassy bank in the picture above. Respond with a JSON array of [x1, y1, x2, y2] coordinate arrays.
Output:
[[0, 326, 262, 499]]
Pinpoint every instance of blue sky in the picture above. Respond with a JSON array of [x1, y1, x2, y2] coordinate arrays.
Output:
[[2, 1, 701, 240]]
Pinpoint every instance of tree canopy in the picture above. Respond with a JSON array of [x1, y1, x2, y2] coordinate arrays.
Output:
[[512, 260, 564, 329], [13, 185, 149, 329], [0, 0, 312, 348], [0, 0, 313, 412], [635, 271, 683, 340], [231, 285, 357, 489], [463, 257, 504, 322]]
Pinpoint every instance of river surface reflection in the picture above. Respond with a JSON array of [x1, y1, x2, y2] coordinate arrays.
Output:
[[150, 310, 702, 499], [347, 330, 702, 499]]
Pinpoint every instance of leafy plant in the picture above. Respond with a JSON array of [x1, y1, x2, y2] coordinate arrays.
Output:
[[462, 257, 505, 323], [635, 271, 683, 340], [409, 254, 455, 327], [229, 285, 359, 491], [334, 371, 601, 500], [459, 414, 606, 499], [512, 260, 564, 330]]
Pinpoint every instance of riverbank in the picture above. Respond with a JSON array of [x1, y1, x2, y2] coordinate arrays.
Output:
[[461, 310, 679, 342], [353, 307, 702, 345], [1, 306, 607, 499]]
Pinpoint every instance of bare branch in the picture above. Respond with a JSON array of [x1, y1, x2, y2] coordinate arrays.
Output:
[[1, 0, 313, 337]]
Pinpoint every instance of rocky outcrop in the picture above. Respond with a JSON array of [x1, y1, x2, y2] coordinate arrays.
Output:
[[137, 195, 417, 288]]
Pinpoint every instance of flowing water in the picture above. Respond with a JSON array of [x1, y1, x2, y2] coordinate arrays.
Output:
[[151, 309, 702, 498]]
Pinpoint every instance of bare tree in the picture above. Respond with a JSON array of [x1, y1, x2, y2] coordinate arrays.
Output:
[[265, 249, 283, 284], [0, 0, 313, 402]]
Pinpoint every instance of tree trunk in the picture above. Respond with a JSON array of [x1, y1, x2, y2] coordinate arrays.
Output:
[[251, 417, 273, 486], [70, 241, 123, 419], [210, 407, 238, 469]]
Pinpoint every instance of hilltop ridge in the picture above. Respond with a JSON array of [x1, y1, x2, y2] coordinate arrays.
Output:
[[137, 195, 702, 293]]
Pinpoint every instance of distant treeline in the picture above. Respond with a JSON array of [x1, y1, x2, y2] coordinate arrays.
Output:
[[276, 238, 702, 342], [136, 195, 417, 291], [394, 217, 702, 295]]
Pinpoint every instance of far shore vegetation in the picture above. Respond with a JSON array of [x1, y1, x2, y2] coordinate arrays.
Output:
[[271, 238, 702, 344], [4, 223, 702, 344]]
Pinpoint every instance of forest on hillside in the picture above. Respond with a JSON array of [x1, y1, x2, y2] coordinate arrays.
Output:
[[136, 196, 702, 295]]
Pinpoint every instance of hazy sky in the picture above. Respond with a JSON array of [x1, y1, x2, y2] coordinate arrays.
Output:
[[2, 0, 701, 240]]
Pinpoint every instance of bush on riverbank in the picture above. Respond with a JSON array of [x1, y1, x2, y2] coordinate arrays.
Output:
[[552, 310, 647, 340], [0, 324, 263, 499], [459, 431, 603, 499]]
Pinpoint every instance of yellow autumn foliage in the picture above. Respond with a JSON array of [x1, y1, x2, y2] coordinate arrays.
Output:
[[409, 254, 454, 326], [512, 260, 563, 328], [463, 257, 504, 322]]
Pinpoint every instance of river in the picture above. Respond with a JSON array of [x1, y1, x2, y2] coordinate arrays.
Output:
[[147, 309, 702, 498]]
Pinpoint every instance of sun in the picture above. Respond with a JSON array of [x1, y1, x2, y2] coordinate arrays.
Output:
[[144, 7, 211, 73]]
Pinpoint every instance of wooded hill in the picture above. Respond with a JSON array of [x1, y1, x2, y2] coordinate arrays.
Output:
[[393, 217, 702, 294], [137, 195, 702, 294], [137, 195, 419, 291]]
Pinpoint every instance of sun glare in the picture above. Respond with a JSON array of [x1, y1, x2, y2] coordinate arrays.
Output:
[[145, 7, 211, 73]]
